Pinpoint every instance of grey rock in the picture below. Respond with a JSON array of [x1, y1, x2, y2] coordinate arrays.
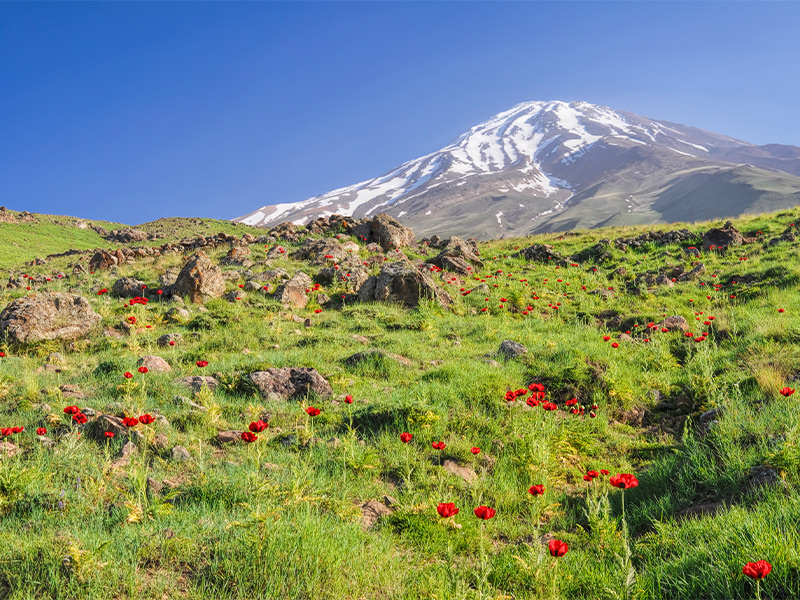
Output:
[[0, 293, 101, 344], [498, 340, 528, 360]]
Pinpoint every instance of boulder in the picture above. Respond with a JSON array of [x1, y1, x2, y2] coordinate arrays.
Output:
[[171, 446, 192, 462], [248, 367, 333, 400], [0, 293, 101, 344], [137, 355, 172, 373], [172, 252, 226, 303], [345, 349, 413, 367], [273, 272, 313, 308], [703, 222, 743, 250], [514, 244, 562, 262], [88, 250, 118, 271], [112, 277, 146, 298], [358, 261, 452, 308], [350, 213, 416, 251], [106, 228, 148, 243], [219, 245, 253, 268]]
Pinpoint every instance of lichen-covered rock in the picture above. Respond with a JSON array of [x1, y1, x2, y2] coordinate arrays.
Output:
[[172, 252, 226, 304], [112, 277, 146, 298], [0, 293, 101, 344], [273, 272, 313, 308], [249, 367, 333, 400], [426, 236, 483, 274], [88, 250, 118, 271], [349, 213, 415, 251], [137, 355, 172, 373], [292, 237, 359, 265]]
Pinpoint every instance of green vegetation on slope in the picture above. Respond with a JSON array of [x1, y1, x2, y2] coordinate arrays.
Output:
[[0, 210, 799, 599]]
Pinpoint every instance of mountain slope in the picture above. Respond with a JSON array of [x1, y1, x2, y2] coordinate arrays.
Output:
[[235, 100, 800, 238]]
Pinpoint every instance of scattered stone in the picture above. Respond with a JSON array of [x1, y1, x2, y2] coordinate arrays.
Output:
[[137, 355, 172, 373], [698, 407, 724, 436], [176, 376, 219, 393], [657, 315, 690, 332], [147, 478, 164, 496], [703, 222, 743, 250], [152, 433, 170, 450], [0, 293, 101, 344], [345, 349, 413, 367], [165, 308, 190, 323], [675, 501, 729, 521], [442, 459, 477, 484], [217, 431, 242, 444], [171, 446, 192, 462], [497, 340, 528, 360], [157, 333, 183, 347], [360, 500, 393, 529], [59, 385, 85, 399], [358, 261, 452, 308], [46, 352, 65, 364], [88, 250, 118, 271], [0, 441, 20, 458], [747, 465, 783, 491]]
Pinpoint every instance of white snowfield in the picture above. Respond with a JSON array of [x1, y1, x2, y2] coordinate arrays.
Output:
[[235, 100, 750, 228]]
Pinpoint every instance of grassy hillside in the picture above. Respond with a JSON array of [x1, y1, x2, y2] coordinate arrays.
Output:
[[0, 209, 265, 268], [0, 209, 799, 599]]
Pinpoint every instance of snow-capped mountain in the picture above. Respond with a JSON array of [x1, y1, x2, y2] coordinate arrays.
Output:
[[235, 100, 800, 238]]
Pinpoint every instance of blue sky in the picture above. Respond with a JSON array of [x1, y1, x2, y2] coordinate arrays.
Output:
[[2, 2, 799, 225]]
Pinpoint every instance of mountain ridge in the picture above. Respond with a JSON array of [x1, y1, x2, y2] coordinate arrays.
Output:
[[235, 100, 800, 238]]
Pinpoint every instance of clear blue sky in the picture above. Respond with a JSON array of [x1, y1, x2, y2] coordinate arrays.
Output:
[[2, 2, 799, 225]]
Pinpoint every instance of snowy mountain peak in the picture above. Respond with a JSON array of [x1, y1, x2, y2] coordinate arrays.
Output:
[[235, 100, 799, 238]]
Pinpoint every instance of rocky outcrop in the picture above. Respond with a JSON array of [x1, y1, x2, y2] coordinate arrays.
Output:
[[349, 213, 415, 251], [426, 236, 483, 274], [172, 252, 226, 304], [292, 237, 359, 265], [0, 293, 101, 344], [112, 277, 146, 298], [88, 250, 118, 271], [219, 245, 253, 268]]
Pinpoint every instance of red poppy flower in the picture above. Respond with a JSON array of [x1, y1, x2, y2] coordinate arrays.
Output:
[[104, 431, 115, 438], [432, 441, 446, 450], [742, 560, 772, 580], [138, 366, 148, 374], [609, 474, 639, 489], [138, 414, 155, 425], [600, 469, 610, 476], [549, 539, 569, 557], [241, 431, 258, 443], [344, 395, 353, 404], [529, 484, 545, 496], [249, 420, 268, 433], [542, 402, 558, 411], [63, 405, 80, 415], [196, 360, 208, 368], [611, 342, 619, 348], [0, 428, 11, 436], [122, 417, 139, 428], [305, 407, 320, 417], [10, 426, 23, 434], [0, 352, 4, 358], [400, 432, 413, 443], [470, 447, 481, 455], [36, 427, 47, 435], [127, 316, 137, 324], [437, 502, 459, 518], [778, 308, 785, 313], [474, 505, 495, 520], [72, 413, 88, 424], [123, 372, 133, 379], [169, 340, 175, 346], [583, 474, 593, 481], [779, 387, 795, 397]]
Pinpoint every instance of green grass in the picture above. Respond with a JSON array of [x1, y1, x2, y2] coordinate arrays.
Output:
[[0, 209, 799, 598]]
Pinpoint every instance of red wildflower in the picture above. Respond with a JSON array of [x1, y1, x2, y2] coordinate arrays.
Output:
[[104, 431, 115, 438], [779, 387, 795, 397], [0, 428, 11, 436], [127, 316, 137, 324], [249, 420, 268, 433], [431, 441, 446, 450], [72, 413, 88, 424], [437, 502, 459, 518], [122, 417, 139, 428], [138, 414, 155, 425], [742, 560, 772, 580], [470, 447, 481, 455], [542, 402, 558, 411], [600, 469, 610, 475], [36, 427, 47, 435], [63, 405, 80, 415], [400, 432, 413, 443], [609, 473, 639, 489], [196, 360, 208, 368], [473, 506, 496, 520], [123, 372, 133, 379], [778, 308, 785, 313], [611, 342, 619, 348], [241, 431, 257, 443], [548, 539, 569, 557], [138, 366, 148, 374], [169, 340, 175, 346], [305, 407, 320, 417], [344, 395, 354, 404], [529, 484, 545, 496], [587, 470, 599, 479]]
